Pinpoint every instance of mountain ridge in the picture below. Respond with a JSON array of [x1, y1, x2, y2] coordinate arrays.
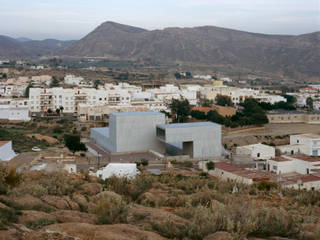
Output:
[[60, 21, 319, 79]]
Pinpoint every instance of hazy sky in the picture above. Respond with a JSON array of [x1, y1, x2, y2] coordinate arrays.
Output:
[[0, 0, 319, 40]]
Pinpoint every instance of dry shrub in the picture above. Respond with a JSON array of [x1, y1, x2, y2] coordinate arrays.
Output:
[[95, 193, 128, 224], [37, 171, 82, 196], [105, 172, 154, 201], [10, 182, 48, 198]]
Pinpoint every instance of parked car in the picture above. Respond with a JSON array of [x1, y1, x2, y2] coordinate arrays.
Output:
[[31, 146, 41, 152]]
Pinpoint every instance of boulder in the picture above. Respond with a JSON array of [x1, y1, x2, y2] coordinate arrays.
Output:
[[43, 223, 168, 240], [51, 210, 97, 224], [128, 204, 188, 229], [204, 231, 233, 240], [18, 210, 55, 225]]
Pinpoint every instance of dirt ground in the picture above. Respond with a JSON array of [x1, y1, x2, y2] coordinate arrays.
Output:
[[27, 134, 59, 144], [223, 123, 320, 151]]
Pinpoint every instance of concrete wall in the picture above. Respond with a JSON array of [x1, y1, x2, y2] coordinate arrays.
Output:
[[113, 112, 165, 153], [90, 128, 116, 152], [0, 141, 17, 161], [159, 123, 221, 158]]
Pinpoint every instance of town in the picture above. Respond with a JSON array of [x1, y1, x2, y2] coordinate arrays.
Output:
[[1, 60, 320, 191], [0, 1, 319, 237]]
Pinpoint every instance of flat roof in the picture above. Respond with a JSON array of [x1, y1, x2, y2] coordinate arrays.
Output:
[[111, 111, 163, 117], [158, 122, 219, 129], [270, 157, 292, 162], [215, 162, 270, 181], [293, 133, 320, 139], [290, 155, 320, 163]]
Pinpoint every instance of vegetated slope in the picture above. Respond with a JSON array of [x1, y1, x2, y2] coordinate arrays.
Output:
[[62, 21, 320, 79], [1, 162, 320, 240]]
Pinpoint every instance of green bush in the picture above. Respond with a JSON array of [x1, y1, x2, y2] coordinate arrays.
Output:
[[0, 208, 21, 229]]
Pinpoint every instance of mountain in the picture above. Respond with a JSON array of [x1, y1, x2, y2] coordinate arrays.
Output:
[[0, 35, 30, 57], [16, 37, 33, 42], [0, 36, 75, 58], [61, 21, 320, 79], [20, 39, 75, 56]]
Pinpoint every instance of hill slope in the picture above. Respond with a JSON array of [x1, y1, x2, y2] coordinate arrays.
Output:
[[0, 36, 75, 58], [62, 21, 320, 79]]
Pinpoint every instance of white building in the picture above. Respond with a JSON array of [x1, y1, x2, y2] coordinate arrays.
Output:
[[0, 141, 17, 161], [236, 143, 275, 160], [290, 134, 320, 157], [94, 163, 138, 180], [253, 95, 287, 104], [0, 98, 30, 121], [29, 87, 132, 113], [64, 75, 83, 85], [267, 155, 320, 175], [209, 162, 270, 185], [4, 85, 27, 97]]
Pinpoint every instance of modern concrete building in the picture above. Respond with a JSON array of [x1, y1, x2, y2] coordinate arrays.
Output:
[[90, 112, 166, 153], [0, 141, 17, 161], [156, 122, 221, 158], [90, 111, 222, 159]]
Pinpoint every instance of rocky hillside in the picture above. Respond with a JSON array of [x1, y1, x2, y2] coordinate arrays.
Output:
[[0, 36, 74, 58], [0, 163, 320, 240], [61, 21, 320, 79]]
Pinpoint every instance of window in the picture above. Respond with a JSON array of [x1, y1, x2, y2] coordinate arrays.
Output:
[[257, 153, 260, 158], [297, 140, 299, 143]]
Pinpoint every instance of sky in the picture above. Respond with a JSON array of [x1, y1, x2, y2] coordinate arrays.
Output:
[[0, 0, 319, 40]]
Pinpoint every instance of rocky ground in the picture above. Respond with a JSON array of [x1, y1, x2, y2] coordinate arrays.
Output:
[[0, 164, 320, 240]]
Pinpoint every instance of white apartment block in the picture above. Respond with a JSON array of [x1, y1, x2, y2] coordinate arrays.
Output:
[[29, 87, 131, 113], [203, 85, 259, 104], [4, 85, 27, 97], [0, 98, 30, 121]]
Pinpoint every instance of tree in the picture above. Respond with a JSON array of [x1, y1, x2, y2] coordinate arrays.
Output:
[[56, 108, 60, 115], [50, 76, 60, 87], [215, 95, 234, 107], [47, 109, 53, 114], [185, 72, 192, 79], [306, 97, 313, 110], [206, 162, 215, 171], [198, 98, 213, 107], [174, 72, 182, 79], [59, 106, 64, 113], [169, 99, 191, 123], [207, 110, 225, 124], [191, 110, 206, 120], [94, 80, 101, 89], [64, 134, 87, 155]]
